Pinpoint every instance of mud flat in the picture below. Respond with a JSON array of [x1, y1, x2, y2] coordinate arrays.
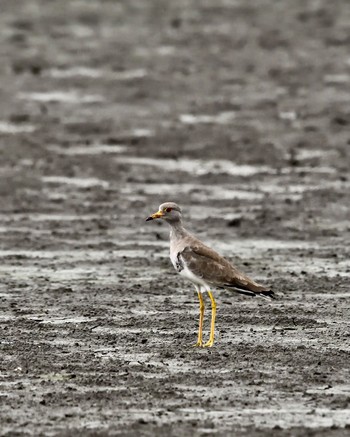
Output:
[[0, 0, 350, 435]]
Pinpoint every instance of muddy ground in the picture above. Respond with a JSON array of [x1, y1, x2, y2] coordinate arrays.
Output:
[[1, 0, 350, 435]]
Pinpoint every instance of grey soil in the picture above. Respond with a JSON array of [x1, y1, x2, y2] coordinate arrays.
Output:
[[0, 0, 350, 436]]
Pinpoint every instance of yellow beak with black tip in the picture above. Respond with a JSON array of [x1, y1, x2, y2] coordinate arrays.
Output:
[[146, 210, 164, 221]]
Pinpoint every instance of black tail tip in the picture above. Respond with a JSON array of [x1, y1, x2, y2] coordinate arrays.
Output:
[[262, 290, 275, 299]]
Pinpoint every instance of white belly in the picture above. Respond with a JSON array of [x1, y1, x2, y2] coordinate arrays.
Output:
[[179, 265, 208, 288], [170, 251, 210, 290]]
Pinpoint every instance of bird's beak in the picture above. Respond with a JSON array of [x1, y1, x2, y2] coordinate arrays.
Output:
[[146, 210, 164, 221]]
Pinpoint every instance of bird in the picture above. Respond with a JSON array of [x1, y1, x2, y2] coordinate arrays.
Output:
[[146, 202, 274, 347]]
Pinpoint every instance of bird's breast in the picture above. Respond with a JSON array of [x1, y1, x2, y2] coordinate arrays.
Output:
[[170, 251, 184, 273]]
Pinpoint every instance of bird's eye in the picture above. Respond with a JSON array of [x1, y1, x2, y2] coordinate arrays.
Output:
[[165, 208, 172, 212]]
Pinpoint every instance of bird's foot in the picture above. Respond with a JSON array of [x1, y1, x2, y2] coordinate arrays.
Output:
[[193, 340, 203, 347], [203, 339, 214, 348]]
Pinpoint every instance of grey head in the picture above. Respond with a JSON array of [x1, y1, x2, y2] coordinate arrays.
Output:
[[146, 202, 182, 224]]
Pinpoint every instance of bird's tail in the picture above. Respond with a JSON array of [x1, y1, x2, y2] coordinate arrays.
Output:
[[223, 284, 275, 299], [258, 289, 275, 299]]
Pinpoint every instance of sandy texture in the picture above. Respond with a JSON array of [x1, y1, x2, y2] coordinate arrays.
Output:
[[0, 0, 350, 435]]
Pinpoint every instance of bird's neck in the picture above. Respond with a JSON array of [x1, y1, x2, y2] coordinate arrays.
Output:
[[169, 220, 187, 240]]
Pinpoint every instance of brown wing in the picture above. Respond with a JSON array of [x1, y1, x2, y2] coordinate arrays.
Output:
[[180, 244, 270, 294]]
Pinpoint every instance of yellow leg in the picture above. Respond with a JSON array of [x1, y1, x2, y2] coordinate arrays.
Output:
[[204, 291, 216, 347], [193, 291, 205, 347]]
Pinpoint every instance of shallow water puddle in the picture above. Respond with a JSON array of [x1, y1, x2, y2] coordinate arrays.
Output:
[[313, 292, 350, 299], [0, 250, 108, 260], [18, 91, 104, 104], [279, 111, 297, 121], [112, 69, 147, 80], [47, 67, 103, 79], [324, 74, 350, 84], [126, 180, 314, 202], [295, 149, 337, 160], [212, 238, 319, 256], [0, 121, 36, 134], [0, 246, 165, 260], [35, 316, 97, 325], [49, 144, 128, 155], [117, 156, 337, 177], [136, 46, 176, 57], [70, 24, 95, 38], [131, 128, 154, 137], [114, 240, 168, 248], [117, 156, 272, 177], [121, 182, 264, 201], [47, 67, 148, 80], [0, 265, 112, 281], [259, 182, 322, 194], [156, 45, 176, 55], [0, 213, 102, 222], [42, 176, 109, 188], [185, 204, 261, 220], [179, 112, 236, 125], [0, 315, 14, 322]]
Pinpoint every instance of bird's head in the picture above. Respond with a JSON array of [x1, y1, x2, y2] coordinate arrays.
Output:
[[146, 202, 182, 223]]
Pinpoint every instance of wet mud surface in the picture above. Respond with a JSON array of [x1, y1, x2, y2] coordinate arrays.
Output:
[[1, 0, 350, 435]]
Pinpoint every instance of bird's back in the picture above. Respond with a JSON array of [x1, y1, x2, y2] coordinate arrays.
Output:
[[171, 230, 274, 298]]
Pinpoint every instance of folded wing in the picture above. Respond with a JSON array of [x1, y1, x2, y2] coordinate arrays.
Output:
[[180, 244, 274, 298]]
